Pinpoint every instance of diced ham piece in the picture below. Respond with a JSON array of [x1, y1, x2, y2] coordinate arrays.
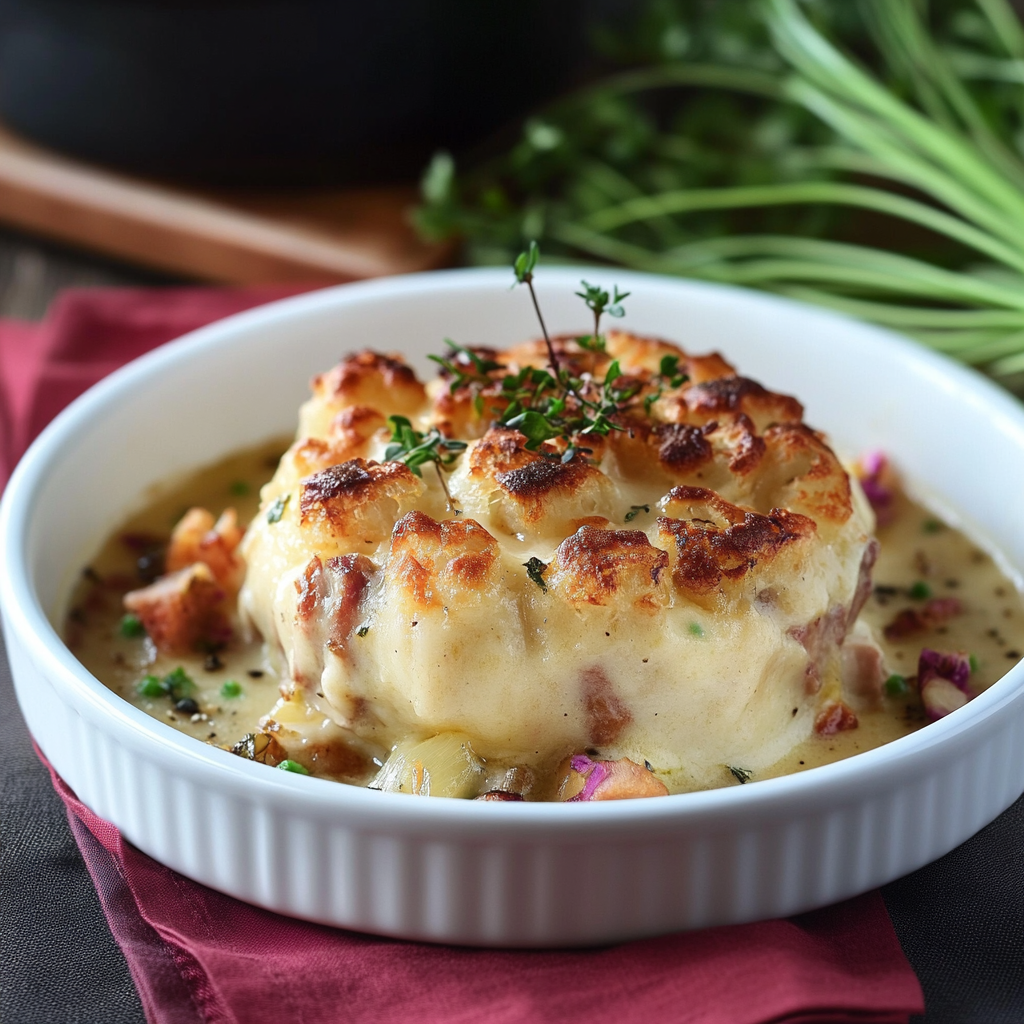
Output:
[[814, 700, 859, 736], [840, 631, 887, 705], [883, 597, 963, 641], [123, 563, 230, 654], [917, 648, 972, 721], [166, 507, 245, 593], [556, 754, 668, 801]]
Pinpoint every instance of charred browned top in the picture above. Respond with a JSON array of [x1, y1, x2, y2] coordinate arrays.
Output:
[[468, 426, 603, 520], [657, 487, 816, 596], [386, 510, 499, 606], [315, 350, 420, 396], [656, 423, 714, 473], [681, 376, 804, 429], [548, 525, 669, 608], [299, 459, 416, 531]]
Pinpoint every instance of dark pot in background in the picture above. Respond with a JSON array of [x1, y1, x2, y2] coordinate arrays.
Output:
[[0, 0, 584, 186]]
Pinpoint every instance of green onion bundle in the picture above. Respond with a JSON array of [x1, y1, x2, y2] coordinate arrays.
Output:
[[420, 0, 1024, 382]]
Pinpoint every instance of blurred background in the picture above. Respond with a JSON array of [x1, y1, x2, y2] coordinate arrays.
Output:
[[3, 0, 1024, 388]]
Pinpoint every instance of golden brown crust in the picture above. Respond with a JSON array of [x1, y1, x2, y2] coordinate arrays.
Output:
[[657, 486, 817, 598], [548, 525, 669, 609], [385, 511, 500, 608], [312, 350, 423, 403], [678, 375, 804, 430], [468, 426, 607, 525], [761, 423, 853, 524], [299, 459, 417, 538]]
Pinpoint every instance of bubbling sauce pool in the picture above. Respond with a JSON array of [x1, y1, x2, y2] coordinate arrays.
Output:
[[64, 441, 1024, 796]]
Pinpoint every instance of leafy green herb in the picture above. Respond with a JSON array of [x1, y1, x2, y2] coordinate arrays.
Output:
[[137, 675, 165, 698], [277, 759, 310, 775], [523, 556, 549, 592], [969, 653, 979, 673], [357, 625, 370, 638], [625, 503, 651, 522], [119, 613, 146, 639], [885, 673, 909, 697], [909, 581, 932, 600], [385, 415, 467, 511], [137, 666, 195, 702], [267, 494, 290, 524], [220, 680, 243, 699], [163, 666, 196, 700], [428, 339, 503, 397], [727, 765, 752, 784], [689, 621, 705, 637], [502, 243, 644, 459], [922, 518, 944, 534], [229, 480, 250, 496], [575, 280, 630, 357]]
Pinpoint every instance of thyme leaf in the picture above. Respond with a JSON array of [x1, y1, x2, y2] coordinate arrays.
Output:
[[624, 504, 650, 523], [385, 415, 467, 511], [266, 494, 290, 524], [523, 556, 549, 593], [727, 765, 753, 785]]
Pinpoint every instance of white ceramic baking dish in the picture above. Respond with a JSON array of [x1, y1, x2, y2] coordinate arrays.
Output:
[[3, 268, 1023, 947]]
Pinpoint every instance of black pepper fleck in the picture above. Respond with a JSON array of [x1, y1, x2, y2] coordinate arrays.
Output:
[[175, 697, 199, 715], [247, 669, 264, 678], [204, 654, 224, 672]]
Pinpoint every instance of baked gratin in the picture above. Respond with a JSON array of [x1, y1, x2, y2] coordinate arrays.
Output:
[[66, 278, 1024, 800]]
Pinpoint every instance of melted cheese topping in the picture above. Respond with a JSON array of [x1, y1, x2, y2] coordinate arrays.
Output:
[[238, 333, 876, 788]]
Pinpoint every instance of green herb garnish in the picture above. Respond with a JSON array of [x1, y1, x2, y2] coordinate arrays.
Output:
[[229, 480, 250, 496], [727, 765, 752, 785], [220, 680, 243, 699], [162, 666, 195, 700], [277, 759, 310, 775], [384, 415, 467, 511], [688, 622, 705, 637], [884, 674, 909, 698], [523, 556, 549, 592], [137, 674, 165, 698], [357, 625, 370, 637], [136, 666, 195, 701], [922, 518, 943, 534], [969, 653, 979, 674], [266, 494, 290, 524], [502, 243, 643, 462], [119, 613, 146, 639], [909, 581, 932, 600], [624, 504, 651, 523]]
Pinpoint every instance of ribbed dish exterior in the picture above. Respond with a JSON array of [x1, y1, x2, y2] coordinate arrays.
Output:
[[10, 621, 1024, 946]]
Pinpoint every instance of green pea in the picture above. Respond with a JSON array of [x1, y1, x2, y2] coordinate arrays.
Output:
[[119, 613, 146, 639]]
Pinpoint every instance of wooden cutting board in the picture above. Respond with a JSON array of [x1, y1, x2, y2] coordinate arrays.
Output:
[[0, 123, 453, 283]]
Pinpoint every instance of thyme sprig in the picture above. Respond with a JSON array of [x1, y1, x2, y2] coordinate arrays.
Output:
[[504, 242, 648, 462], [385, 415, 467, 511]]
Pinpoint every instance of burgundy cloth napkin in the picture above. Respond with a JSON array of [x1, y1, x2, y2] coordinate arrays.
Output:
[[4, 288, 925, 1024]]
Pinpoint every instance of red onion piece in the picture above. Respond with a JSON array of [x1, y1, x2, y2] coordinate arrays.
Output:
[[856, 450, 895, 526], [918, 648, 971, 693], [567, 754, 610, 802]]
